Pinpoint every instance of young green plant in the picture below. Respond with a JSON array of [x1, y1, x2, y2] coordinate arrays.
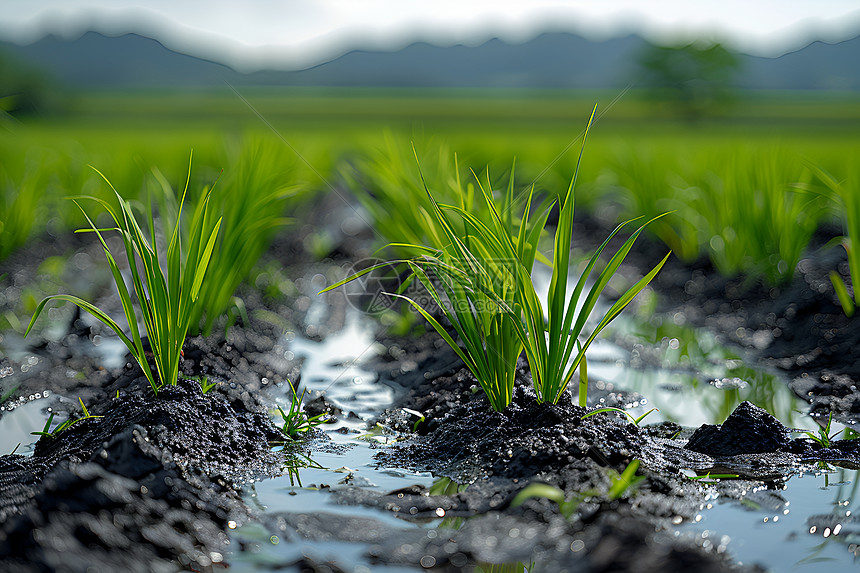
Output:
[[511, 459, 643, 516], [802, 163, 860, 316], [581, 406, 659, 426], [511, 482, 592, 519], [174, 139, 304, 335], [25, 153, 222, 393], [322, 157, 550, 412], [275, 380, 326, 441], [804, 412, 842, 448], [31, 398, 102, 439], [506, 105, 671, 405], [323, 106, 668, 410]]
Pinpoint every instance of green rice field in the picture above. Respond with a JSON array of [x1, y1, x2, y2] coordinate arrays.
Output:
[[4, 88, 859, 290]]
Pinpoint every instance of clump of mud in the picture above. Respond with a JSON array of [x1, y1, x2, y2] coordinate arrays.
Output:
[[0, 373, 289, 573]]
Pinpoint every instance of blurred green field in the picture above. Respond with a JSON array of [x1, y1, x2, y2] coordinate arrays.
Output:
[[2, 88, 860, 329]]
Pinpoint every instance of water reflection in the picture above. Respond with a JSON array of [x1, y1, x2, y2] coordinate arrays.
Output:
[[685, 466, 860, 570], [798, 466, 860, 566], [286, 313, 392, 420], [279, 448, 325, 487], [591, 318, 814, 429]]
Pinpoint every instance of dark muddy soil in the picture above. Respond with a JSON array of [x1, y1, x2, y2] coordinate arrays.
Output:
[[1, 207, 859, 572], [0, 369, 287, 573]]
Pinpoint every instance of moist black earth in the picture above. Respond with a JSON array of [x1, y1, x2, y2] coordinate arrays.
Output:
[[346, 347, 860, 570], [2, 209, 860, 572], [0, 369, 290, 573]]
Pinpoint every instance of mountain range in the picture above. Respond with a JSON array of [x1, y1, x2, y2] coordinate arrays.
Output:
[[2, 30, 859, 91]]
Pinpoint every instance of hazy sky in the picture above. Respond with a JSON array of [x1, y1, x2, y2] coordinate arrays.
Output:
[[2, 1, 860, 70]]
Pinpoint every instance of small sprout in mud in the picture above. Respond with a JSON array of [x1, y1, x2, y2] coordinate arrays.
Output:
[[681, 469, 740, 482], [188, 375, 217, 394], [357, 423, 402, 445], [581, 406, 659, 427], [275, 380, 325, 441], [607, 459, 645, 500], [804, 412, 842, 448], [9, 443, 21, 455], [513, 460, 643, 517], [402, 407, 425, 432], [32, 398, 103, 439], [511, 482, 593, 519]]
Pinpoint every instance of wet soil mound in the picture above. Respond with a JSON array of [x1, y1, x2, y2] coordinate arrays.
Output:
[[363, 364, 860, 571], [684, 400, 792, 456], [0, 374, 285, 572], [377, 367, 641, 484]]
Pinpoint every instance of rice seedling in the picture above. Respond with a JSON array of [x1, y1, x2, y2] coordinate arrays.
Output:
[[610, 146, 703, 263], [509, 107, 671, 406], [342, 133, 460, 254], [177, 139, 306, 335], [606, 459, 645, 500], [801, 163, 860, 316], [511, 482, 591, 519], [342, 132, 540, 258], [324, 151, 549, 411], [323, 106, 668, 410], [613, 145, 823, 285], [803, 412, 842, 448], [695, 149, 821, 285], [31, 398, 102, 439], [25, 154, 223, 394], [0, 160, 48, 261], [429, 476, 470, 496], [274, 380, 326, 441], [187, 375, 217, 394], [581, 406, 659, 426], [511, 459, 643, 515]]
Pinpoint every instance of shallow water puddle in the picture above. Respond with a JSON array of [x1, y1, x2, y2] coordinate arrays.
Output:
[[287, 314, 393, 419], [588, 321, 816, 430], [233, 310, 436, 570], [684, 467, 860, 570], [236, 421, 434, 573], [531, 263, 815, 429], [0, 396, 53, 455]]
